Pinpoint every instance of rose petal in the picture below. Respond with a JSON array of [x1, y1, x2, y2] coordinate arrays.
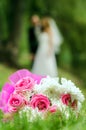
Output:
[[9, 69, 31, 84], [0, 83, 15, 113], [30, 94, 50, 111], [9, 69, 46, 85]]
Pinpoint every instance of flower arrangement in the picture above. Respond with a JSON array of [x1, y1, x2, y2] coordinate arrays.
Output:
[[0, 69, 85, 121]]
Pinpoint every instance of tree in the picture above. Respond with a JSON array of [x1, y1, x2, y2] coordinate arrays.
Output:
[[0, 0, 25, 67]]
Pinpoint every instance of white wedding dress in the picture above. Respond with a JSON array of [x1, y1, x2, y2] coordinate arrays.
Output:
[[32, 32, 58, 77]]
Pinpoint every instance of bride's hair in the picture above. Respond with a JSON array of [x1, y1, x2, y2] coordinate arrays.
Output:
[[41, 17, 50, 32]]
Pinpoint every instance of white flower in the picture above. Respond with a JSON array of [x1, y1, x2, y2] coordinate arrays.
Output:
[[60, 78, 85, 103], [19, 106, 44, 121], [34, 76, 61, 99]]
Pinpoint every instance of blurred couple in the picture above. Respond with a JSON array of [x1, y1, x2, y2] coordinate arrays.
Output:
[[28, 15, 63, 77]]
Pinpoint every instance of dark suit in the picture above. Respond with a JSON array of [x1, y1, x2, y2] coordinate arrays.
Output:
[[28, 26, 39, 54]]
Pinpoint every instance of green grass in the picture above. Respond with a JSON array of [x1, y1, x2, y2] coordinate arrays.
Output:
[[0, 64, 16, 89], [0, 103, 86, 130]]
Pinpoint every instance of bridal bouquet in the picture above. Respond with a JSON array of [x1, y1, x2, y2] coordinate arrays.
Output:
[[0, 69, 85, 121]]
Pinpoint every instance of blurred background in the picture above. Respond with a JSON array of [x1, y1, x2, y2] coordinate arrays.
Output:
[[0, 0, 86, 87]]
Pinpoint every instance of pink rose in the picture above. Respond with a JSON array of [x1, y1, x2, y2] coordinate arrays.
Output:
[[8, 94, 26, 112], [8, 107, 18, 113], [49, 105, 57, 113], [15, 77, 35, 91], [61, 94, 71, 105], [30, 94, 50, 111], [71, 100, 77, 109], [9, 69, 46, 85]]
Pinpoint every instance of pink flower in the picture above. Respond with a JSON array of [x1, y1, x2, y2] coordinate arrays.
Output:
[[9, 69, 46, 85], [61, 94, 71, 106], [8, 93, 26, 112], [30, 94, 50, 111], [0, 83, 14, 113], [15, 77, 35, 91], [71, 100, 77, 109], [49, 105, 57, 113], [32, 73, 46, 84], [8, 107, 18, 113]]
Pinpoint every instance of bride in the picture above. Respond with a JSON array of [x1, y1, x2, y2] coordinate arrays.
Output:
[[32, 17, 62, 76]]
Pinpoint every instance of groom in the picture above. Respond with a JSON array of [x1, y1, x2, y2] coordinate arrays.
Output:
[[28, 15, 41, 67]]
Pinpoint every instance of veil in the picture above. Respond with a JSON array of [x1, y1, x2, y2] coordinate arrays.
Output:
[[49, 18, 63, 54]]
